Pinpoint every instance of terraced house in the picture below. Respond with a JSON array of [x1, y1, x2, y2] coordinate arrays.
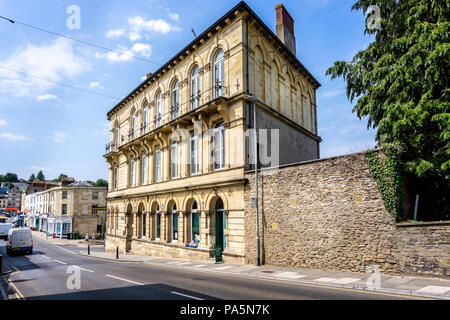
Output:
[[104, 2, 321, 263]]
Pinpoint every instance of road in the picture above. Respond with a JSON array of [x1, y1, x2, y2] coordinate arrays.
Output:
[[0, 236, 420, 300]]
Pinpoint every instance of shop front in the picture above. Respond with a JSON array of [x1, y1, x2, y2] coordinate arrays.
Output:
[[47, 217, 73, 238]]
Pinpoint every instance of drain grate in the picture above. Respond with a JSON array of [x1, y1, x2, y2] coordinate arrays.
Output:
[[261, 270, 275, 274]]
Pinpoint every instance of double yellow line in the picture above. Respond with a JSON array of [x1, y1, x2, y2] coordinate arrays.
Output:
[[3, 261, 25, 300]]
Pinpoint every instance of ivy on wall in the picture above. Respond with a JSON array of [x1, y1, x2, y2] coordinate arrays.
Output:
[[366, 149, 404, 221]]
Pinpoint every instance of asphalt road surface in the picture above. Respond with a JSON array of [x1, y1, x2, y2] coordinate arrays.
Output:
[[0, 236, 420, 300]]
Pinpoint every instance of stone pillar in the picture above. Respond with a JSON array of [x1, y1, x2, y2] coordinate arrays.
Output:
[[164, 147, 170, 181], [132, 212, 138, 238], [149, 153, 154, 184], [161, 212, 166, 241], [199, 211, 208, 248], [179, 212, 184, 244]]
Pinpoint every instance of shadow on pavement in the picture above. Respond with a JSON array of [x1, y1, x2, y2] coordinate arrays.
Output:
[[25, 283, 220, 300]]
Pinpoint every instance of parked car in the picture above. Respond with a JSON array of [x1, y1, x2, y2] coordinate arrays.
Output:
[[7, 227, 33, 255], [0, 223, 12, 240], [0, 218, 6, 223]]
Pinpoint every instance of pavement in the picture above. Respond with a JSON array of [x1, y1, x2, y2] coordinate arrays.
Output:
[[30, 230, 450, 300]]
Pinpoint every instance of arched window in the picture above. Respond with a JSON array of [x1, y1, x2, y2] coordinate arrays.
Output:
[[131, 110, 137, 138], [172, 203, 178, 241], [213, 121, 225, 170], [130, 157, 135, 187], [171, 140, 178, 179], [191, 66, 200, 109], [155, 91, 162, 126], [143, 101, 149, 134], [155, 147, 161, 182], [141, 153, 147, 185], [171, 80, 179, 118], [214, 50, 225, 97]]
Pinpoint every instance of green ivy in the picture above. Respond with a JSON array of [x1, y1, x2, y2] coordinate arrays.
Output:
[[366, 149, 404, 220]]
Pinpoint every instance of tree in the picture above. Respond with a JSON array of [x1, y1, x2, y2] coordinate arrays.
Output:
[[28, 173, 36, 182], [53, 174, 68, 182], [94, 179, 108, 187], [36, 170, 45, 181], [326, 0, 449, 219], [4, 172, 19, 182]]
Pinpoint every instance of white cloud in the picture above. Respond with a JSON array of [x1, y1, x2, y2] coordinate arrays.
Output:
[[0, 38, 90, 98], [140, 75, 147, 81], [169, 13, 179, 22], [51, 131, 69, 143], [131, 43, 152, 58], [106, 28, 125, 39], [95, 43, 151, 63], [89, 81, 103, 89], [95, 45, 133, 62], [0, 119, 6, 126], [0, 132, 29, 141], [29, 166, 52, 172], [37, 93, 59, 101], [127, 16, 181, 41]]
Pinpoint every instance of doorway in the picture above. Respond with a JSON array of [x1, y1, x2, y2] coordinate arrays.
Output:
[[215, 198, 225, 252]]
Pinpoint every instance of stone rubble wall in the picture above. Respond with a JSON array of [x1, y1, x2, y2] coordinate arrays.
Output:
[[244, 151, 450, 278]]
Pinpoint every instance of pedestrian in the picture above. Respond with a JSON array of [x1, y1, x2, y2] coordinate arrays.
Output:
[[92, 234, 96, 243], [85, 233, 89, 243]]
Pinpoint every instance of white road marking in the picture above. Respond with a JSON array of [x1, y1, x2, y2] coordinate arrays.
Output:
[[42, 255, 51, 260], [105, 275, 144, 286], [166, 261, 181, 265], [192, 264, 207, 268], [77, 267, 94, 273], [415, 286, 450, 295], [175, 262, 193, 265], [53, 260, 67, 265], [171, 291, 204, 300], [273, 272, 306, 280]]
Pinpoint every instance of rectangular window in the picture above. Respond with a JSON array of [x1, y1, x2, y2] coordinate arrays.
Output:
[[92, 192, 98, 200], [171, 142, 178, 178], [130, 158, 135, 187], [214, 123, 225, 170], [156, 148, 161, 182], [190, 134, 199, 175], [62, 191, 67, 200], [92, 205, 98, 215], [62, 204, 67, 215], [142, 154, 147, 185]]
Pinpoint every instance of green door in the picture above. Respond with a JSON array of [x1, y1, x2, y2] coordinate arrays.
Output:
[[215, 211, 224, 252]]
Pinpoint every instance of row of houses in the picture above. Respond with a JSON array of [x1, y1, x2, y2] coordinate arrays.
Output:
[[22, 179, 107, 238]]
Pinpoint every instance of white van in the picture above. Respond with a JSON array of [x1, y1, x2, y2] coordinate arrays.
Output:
[[7, 227, 33, 255], [0, 223, 13, 240]]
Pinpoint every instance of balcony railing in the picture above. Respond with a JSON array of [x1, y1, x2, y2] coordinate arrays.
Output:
[[105, 83, 229, 154]]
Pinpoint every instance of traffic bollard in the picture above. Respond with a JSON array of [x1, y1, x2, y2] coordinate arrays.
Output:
[[88, 244, 90, 255], [116, 246, 119, 259]]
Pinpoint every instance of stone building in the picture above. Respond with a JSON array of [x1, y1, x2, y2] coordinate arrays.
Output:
[[104, 2, 321, 263], [25, 182, 107, 237]]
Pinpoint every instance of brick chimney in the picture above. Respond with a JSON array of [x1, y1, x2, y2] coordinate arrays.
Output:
[[275, 4, 296, 55]]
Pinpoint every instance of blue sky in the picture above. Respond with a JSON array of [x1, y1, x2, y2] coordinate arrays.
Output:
[[0, 0, 376, 181]]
